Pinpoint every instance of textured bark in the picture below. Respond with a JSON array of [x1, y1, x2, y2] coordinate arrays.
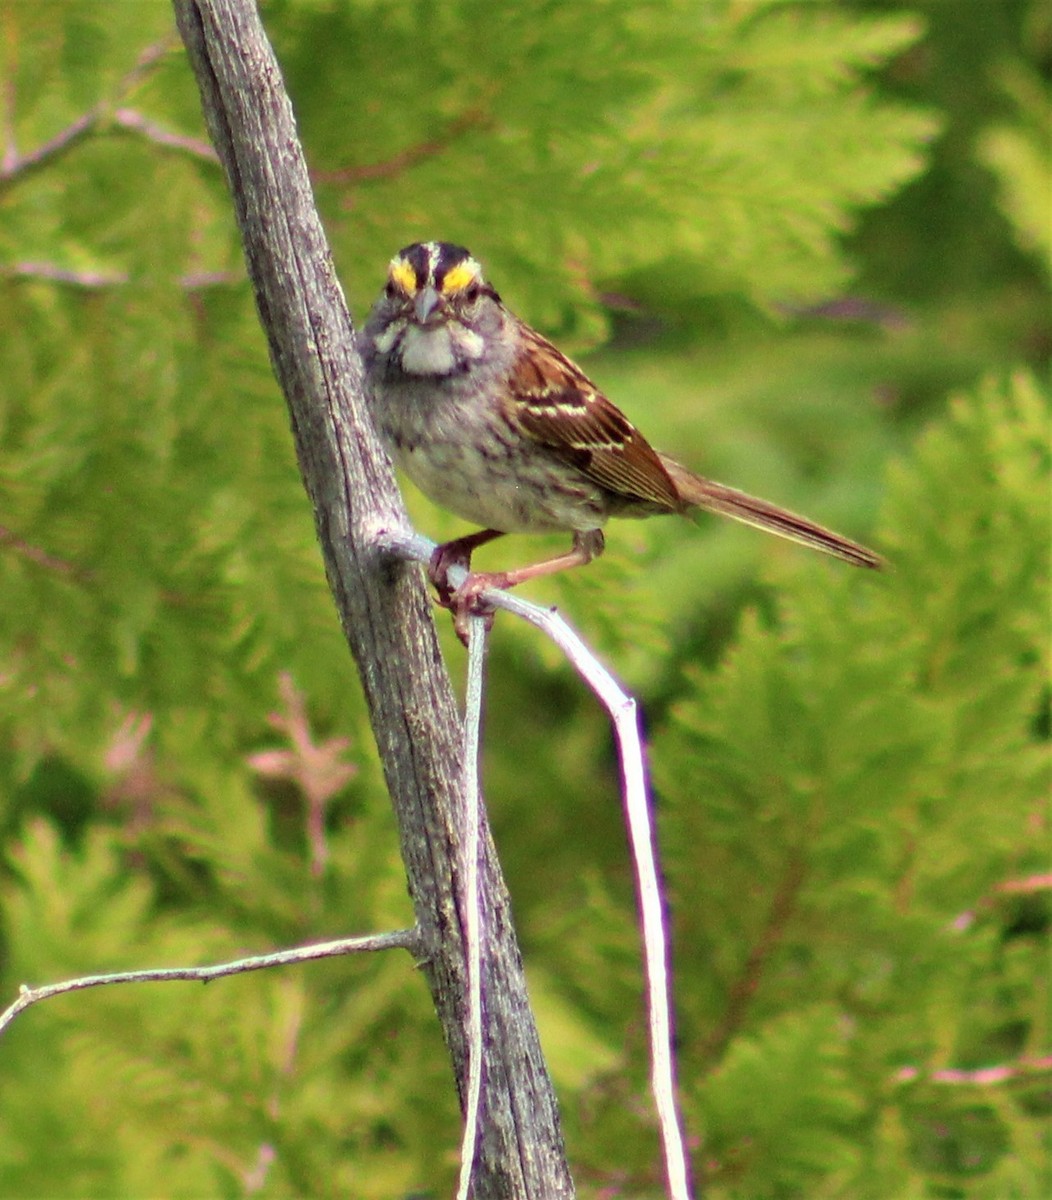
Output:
[[172, 2, 573, 1193]]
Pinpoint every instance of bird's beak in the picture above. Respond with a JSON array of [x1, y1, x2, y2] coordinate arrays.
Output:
[[414, 285, 443, 324]]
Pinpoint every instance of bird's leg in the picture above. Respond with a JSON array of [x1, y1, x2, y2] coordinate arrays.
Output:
[[491, 528, 606, 590], [447, 529, 606, 643]]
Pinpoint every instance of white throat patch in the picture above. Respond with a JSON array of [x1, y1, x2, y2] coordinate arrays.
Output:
[[399, 324, 484, 375]]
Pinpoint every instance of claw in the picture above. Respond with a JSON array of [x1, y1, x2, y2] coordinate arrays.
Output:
[[428, 544, 466, 609], [448, 571, 509, 645], [452, 596, 496, 646]]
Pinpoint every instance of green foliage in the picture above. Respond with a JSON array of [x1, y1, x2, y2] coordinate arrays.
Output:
[[651, 373, 1050, 1197], [977, 63, 1052, 277], [1, 786, 455, 1199], [281, 0, 937, 333], [702, 1007, 862, 1191], [0, 0, 1048, 1197]]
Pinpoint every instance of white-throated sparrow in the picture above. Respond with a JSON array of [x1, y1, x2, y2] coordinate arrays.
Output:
[[361, 241, 881, 631]]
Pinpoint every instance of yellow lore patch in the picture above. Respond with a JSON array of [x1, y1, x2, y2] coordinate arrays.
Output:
[[440, 260, 480, 295], [388, 257, 418, 295]]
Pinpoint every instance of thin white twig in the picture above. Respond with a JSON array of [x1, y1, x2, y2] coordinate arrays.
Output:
[[0, 929, 418, 1038], [457, 615, 488, 1200], [376, 525, 694, 1200]]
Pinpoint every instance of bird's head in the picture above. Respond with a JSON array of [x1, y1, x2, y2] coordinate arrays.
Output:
[[366, 241, 503, 377]]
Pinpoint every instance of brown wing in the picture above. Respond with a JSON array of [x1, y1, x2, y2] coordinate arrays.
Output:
[[503, 323, 681, 512]]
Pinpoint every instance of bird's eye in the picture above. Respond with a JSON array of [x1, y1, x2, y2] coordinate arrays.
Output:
[[463, 283, 481, 304], [384, 281, 398, 299]]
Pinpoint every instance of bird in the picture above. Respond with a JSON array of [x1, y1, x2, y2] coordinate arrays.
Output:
[[360, 241, 881, 633]]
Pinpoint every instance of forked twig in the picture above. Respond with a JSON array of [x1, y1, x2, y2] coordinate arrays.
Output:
[[0, 34, 204, 183], [376, 525, 694, 1200]]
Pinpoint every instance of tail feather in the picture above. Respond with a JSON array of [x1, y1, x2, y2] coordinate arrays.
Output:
[[660, 455, 883, 570]]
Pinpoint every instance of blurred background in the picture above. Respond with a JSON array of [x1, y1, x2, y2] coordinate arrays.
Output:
[[0, 0, 1048, 1195]]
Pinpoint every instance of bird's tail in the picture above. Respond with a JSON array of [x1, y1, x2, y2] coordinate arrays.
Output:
[[660, 455, 883, 570]]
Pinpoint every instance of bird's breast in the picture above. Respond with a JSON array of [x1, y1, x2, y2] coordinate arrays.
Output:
[[382, 384, 608, 534]]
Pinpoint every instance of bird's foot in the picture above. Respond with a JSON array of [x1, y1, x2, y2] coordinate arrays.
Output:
[[444, 571, 512, 646], [427, 531, 511, 643], [427, 529, 505, 608]]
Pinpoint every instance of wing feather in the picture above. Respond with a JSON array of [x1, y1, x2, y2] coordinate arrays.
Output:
[[503, 325, 681, 512]]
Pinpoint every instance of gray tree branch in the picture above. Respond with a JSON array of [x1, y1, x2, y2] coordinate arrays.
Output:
[[171, 1, 573, 1193], [0, 932, 419, 1037]]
